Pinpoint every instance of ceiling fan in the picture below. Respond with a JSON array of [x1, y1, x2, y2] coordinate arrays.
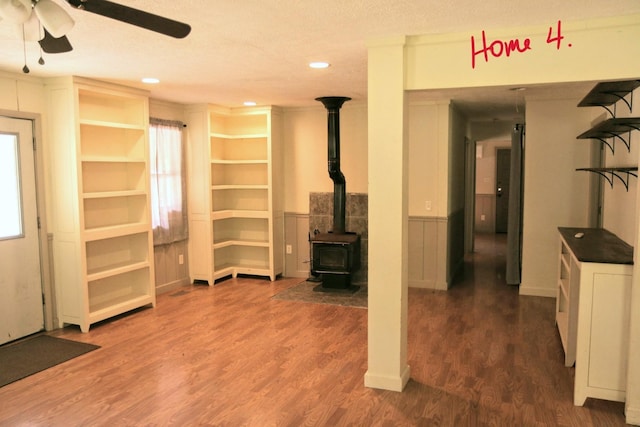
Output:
[[0, 0, 191, 55]]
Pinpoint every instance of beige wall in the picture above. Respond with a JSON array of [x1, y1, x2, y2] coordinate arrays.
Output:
[[283, 103, 368, 214], [520, 98, 594, 296], [602, 88, 639, 244], [469, 120, 513, 142], [407, 101, 446, 217]]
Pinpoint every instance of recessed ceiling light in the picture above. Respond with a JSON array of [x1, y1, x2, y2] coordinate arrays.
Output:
[[309, 61, 330, 69], [142, 77, 160, 84], [244, 101, 257, 106]]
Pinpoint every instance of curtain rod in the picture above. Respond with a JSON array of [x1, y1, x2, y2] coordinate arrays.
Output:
[[150, 117, 186, 128]]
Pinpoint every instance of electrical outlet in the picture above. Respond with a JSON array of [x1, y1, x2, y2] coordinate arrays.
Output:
[[425, 200, 432, 211], [178, 254, 184, 265], [286, 244, 293, 254], [481, 214, 486, 221]]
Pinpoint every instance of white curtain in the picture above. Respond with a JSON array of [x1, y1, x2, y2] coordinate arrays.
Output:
[[149, 118, 188, 245]]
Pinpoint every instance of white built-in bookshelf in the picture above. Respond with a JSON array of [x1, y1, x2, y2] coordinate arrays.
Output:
[[186, 104, 283, 284], [46, 77, 155, 332]]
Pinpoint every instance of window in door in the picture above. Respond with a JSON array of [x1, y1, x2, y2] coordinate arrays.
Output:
[[0, 133, 24, 240]]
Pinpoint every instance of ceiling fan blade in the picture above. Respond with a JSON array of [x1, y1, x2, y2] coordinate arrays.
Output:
[[66, 0, 191, 39], [39, 29, 73, 53]]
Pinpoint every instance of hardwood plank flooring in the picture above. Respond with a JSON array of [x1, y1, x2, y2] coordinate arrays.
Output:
[[0, 234, 629, 426]]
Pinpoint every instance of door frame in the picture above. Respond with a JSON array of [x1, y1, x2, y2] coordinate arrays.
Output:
[[1, 110, 55, 332], [495, 148, 511, 233]]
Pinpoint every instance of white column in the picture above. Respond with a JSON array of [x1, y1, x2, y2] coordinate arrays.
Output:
[[364, 36, 410, 391]]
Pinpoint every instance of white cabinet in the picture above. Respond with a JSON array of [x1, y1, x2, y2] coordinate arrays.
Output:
[[556, 227, 632, 405], [186, 104, 283, 284], [556, 235, 580, 367], [46, 77, 155, 332]]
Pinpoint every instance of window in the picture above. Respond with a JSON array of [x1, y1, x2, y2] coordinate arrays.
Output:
[[0, 133, 23, 240], [149, 119, 187, 245]]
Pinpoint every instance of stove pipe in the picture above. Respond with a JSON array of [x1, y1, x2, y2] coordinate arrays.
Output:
[[316, 96, 351, 235]]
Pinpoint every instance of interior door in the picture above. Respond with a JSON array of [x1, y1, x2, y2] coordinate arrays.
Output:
[[495, 148, 511, 233], [0, 116, 44, 345]]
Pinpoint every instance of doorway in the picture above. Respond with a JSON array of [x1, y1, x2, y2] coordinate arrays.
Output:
[[466, 127, 525, 285], [0, 116, 44, 345]]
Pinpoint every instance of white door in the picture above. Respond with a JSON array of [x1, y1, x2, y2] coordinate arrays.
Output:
[[0, 116, 44, 345]]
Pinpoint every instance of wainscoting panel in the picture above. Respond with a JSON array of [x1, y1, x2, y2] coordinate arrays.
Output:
[[409, 216, 448, 290], [475, 194, 495, 233], [154, 240, 190, 294], [286, 211, 462, 290], [284, 213, 311, 278]]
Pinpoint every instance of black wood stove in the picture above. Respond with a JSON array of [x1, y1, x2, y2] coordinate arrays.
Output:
[[310, 96, 361, 291]]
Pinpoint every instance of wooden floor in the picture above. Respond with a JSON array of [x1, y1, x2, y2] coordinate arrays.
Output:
[[0, 234, 629, 426]]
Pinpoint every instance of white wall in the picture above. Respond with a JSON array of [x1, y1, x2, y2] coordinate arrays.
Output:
[[520, 98, 594, 296]]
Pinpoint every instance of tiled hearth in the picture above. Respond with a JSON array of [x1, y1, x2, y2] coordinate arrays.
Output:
[[309, 192, 368, 285]]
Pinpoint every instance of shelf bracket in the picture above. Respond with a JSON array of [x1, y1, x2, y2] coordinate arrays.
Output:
[[577, 168, 638, 191], [591, 132, 632, 154], [596, 89, 634, 117], [598, 103, 616, 118], [593, 137, 616, 154]]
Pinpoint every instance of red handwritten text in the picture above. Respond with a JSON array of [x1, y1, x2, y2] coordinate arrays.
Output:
[[471, 21, 571, 69], [546, 20, 566, 49], [471, 31, 532, 69]]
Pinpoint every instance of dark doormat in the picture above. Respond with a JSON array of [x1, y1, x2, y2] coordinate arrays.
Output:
[[0, 335, 99, 387], [272, 280, 367, 308]]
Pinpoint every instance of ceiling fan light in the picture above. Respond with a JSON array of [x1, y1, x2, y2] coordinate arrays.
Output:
[[0, 0, 32, 23], [34, 0, 74, 38]]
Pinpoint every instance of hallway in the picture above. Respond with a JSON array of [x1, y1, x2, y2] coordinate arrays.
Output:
[[406, 232, 627, 425]]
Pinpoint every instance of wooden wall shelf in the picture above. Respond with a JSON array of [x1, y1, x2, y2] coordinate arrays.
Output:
[[576, 117, 640, 153], [577, 80, 640, 115]]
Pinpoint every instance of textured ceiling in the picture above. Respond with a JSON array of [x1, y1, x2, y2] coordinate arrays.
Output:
[[1, 1, 639, 117]]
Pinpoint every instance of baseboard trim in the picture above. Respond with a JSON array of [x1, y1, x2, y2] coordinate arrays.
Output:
[[409, 279, 436, 289], [625, 404, 640, 425], [518, 285, 556, 298], [409, 279, 448, 290], [364, 365, 411, 392], [156, 278, 191, 295]]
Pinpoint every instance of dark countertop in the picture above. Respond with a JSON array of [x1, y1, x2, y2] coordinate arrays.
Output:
[[558, 227, 634, 265]]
